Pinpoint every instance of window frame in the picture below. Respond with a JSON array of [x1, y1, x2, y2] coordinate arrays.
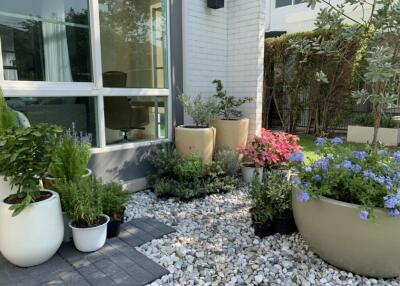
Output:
[[0, 0, 172, 152], [275, 0, 302, 8]]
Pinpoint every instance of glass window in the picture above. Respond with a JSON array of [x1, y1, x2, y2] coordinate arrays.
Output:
[[104, 96, 167, 145], [294, 0, 303, 4], [0, 0, 92, 82], [276, 0, 293, 8], [99, 0, 168, 89], [6, 97, 97, 146]]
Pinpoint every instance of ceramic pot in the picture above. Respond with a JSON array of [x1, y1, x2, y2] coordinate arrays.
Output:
[[213, 118, 249, 151], [0, 190, 64, 267], [175, 126, 216, 164], [241, 163, 263, 183]]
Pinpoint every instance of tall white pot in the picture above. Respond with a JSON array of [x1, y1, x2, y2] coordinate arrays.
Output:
[[0, 190, 64, 267]]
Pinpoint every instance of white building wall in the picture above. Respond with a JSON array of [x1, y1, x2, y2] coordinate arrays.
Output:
[[267, 0, 369, 33], [182, 0, 266, 136]]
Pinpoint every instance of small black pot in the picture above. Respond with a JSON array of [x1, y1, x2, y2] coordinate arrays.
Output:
[[107, 220, 122, 238], [253, 221, 275, 238], [273, 212, 297, 235]]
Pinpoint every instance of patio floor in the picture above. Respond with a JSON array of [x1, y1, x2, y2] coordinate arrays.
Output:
[[0, 217, 175, 286]]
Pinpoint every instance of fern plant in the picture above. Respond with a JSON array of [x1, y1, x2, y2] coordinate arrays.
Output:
[[48, 133, 91, 181], [0, 87, 16, 136]]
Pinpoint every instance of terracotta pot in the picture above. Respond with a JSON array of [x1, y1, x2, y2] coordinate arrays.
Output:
[[293, 187, 400, 278], [213, 118, 249, 151], [175, 126, 216, 164]]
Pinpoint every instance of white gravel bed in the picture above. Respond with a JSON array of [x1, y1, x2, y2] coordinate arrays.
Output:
[[125, 188, 400, 286]]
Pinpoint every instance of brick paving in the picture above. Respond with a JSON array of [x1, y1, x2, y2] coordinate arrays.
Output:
[[0, 217, 175, 286]]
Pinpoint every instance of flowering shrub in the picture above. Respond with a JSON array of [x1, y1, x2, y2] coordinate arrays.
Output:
[[293, 137, 400, 220], [239, 129, 301, 168]]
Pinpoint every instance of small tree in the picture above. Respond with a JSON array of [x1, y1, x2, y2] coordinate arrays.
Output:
[[212, 80, 252, 120]]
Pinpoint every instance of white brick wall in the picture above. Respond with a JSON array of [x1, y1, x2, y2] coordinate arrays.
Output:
[[182, 0, 266, 136]]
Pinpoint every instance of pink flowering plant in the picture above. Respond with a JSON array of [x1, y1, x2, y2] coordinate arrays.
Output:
[[293, 137, 400, 220], [239, 129, 301, 168]]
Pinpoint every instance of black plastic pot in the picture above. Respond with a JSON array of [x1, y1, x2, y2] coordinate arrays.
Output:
[[273, 212, 297, 235], [107, 220, 122, 238], [253, 221, 275, 238]]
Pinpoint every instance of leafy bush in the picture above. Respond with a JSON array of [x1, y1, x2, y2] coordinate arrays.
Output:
[[173, 156, 204, 181], [294, 138, 400, 220], [214, 148, 239, 176], [251, 171, 293, 224], [99, 180, 131, 221], [60, 179, 103, 228], [0, 88, 16, 136], [178, 93, 219, 127], [148, 147, 238, 201], [212, 80, 252, 120], [48, 133, 91, 181], [352, 113, 395, 129], [0, 124, 63, 216], [149, 145, 180, 177], [238, 129, 301, 168]]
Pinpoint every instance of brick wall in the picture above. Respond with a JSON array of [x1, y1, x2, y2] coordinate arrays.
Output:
[[182, 0, 266, 136]]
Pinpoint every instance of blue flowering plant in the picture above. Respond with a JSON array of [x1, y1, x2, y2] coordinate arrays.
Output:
[[292, 137, 400, 220]]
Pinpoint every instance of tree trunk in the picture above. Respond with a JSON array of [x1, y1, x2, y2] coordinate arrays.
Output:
[[372, 103, 382, 147]]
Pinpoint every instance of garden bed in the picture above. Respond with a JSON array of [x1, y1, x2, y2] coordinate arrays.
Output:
[[126, 189, 400, 285]]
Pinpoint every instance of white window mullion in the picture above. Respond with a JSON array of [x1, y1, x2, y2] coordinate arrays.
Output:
[[89, 0, 106, 148], [0, 36, 4, 83]]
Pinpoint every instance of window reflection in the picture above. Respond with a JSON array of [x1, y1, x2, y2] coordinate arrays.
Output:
[[99, 0, 167, 88], [6, 97, 97, 146], [104, 96, 167, 145], [0, 0, 92, 82]]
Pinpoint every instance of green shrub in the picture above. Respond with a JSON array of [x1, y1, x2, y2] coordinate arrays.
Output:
[[178, 93, 219, 127], [61, 179, 102, 227], [352, 113, 395, 128], [99, 180, 131, 220], [212, 80, 252, 119], [0, 124, 63, 216], [0, 88, 16, 136], [214, 148, 239, 175], [48, 133, 91, 181], [250, 171, 292, 224], [149, 145, 180, 177], [173, 156, 204, 181]]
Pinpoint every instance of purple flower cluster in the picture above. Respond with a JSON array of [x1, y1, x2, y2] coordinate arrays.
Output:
[[288, 152, 304, 162], [352, 151, 368, 160], [378, 150, 388, 156], [358, 210, 369, 220], [331, 137, 343, 145], [340, 160, 361, 173], [297, 191, 310, 202], [312, 174, 322, 181], [394, 151, 400, 161], [311, 157, 331, 171], [315, 137, 325, 146], [384, 192, 400, 217], [363, 169, 393, 189]]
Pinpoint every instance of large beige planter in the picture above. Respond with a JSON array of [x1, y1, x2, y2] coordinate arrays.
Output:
[[175, 126, 216, 164], [347, 125, 400, 146], [213, 118, 249, 151], [293, 188, 400, 278]]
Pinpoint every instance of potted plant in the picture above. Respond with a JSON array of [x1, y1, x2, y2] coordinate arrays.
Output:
[[347, 113, 399, 146], [176, 94, 219, 164], [62, 179, 109, 252], [238, 129, 301, 183], [99, 180, 131, 238], [292, 137, 400, 278], [212, 80, 252, 151], [0, 88, 17, 200], [250, 171, 296, 238], [0, 124, 64, 267], [44, 132, 92, 189]]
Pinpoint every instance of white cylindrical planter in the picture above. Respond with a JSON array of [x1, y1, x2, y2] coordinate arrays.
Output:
[[0, 190, 64, 267], [69, 215, 110, 252], [241, 164, 263, 183], [43, 168, 92, 189]]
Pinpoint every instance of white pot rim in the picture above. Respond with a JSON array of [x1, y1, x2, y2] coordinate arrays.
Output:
[[0, 190, 59, 206], [176, 125, 215, 131], [241, 162, 263, 168], [69, 214, 110, 231], [44, 168, 92, 181]]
